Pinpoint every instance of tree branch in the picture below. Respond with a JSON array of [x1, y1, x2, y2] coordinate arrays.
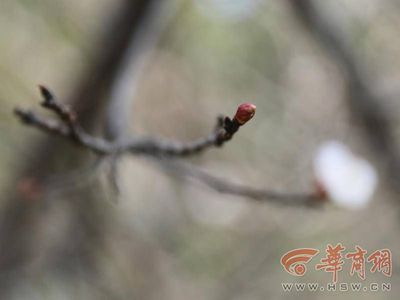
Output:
[[161, 160, 321, 207], [14, 86, 321, 206], [15, 86, 254, 157]]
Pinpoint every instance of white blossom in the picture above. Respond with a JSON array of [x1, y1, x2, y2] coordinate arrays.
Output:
[[313, 141, 378, 209]]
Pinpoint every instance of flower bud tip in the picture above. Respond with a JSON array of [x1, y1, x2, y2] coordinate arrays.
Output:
[[234, 103, 256, 125]]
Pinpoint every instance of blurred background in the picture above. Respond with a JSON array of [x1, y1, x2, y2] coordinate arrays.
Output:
[[0, 0, 399, 299]]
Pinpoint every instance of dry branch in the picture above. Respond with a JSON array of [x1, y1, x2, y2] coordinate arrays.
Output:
[[14, 86, 320, 206], [15, 86, 254, 157]]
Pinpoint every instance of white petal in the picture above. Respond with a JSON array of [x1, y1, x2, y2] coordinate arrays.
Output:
[[314, 141, 378, 209]]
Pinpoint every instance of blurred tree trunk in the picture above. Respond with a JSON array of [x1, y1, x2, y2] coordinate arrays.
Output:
[[0, 0, 164, 298]]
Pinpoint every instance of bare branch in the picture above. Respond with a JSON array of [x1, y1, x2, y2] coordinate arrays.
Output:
[[15, 87, 255, 157], [14, 86, 321, 206], [161, 160, 321, 207]]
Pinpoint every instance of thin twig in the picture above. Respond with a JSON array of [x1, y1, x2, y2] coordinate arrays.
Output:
[[15, 86, 250, 157], [161, 159, 321, 207], [14, 86, 320, 206]]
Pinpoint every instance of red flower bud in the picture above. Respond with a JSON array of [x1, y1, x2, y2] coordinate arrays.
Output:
[[234, 103, 256, 125]]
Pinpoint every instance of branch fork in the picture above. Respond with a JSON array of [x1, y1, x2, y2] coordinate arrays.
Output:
[[14, 86, 256, 157], [14, 86, 320, 206]]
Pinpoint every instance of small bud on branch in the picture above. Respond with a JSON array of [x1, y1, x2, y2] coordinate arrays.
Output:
[[234, 103, 256, 125], [39, 85, 55, 107], [13, 88, 319, 206]]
